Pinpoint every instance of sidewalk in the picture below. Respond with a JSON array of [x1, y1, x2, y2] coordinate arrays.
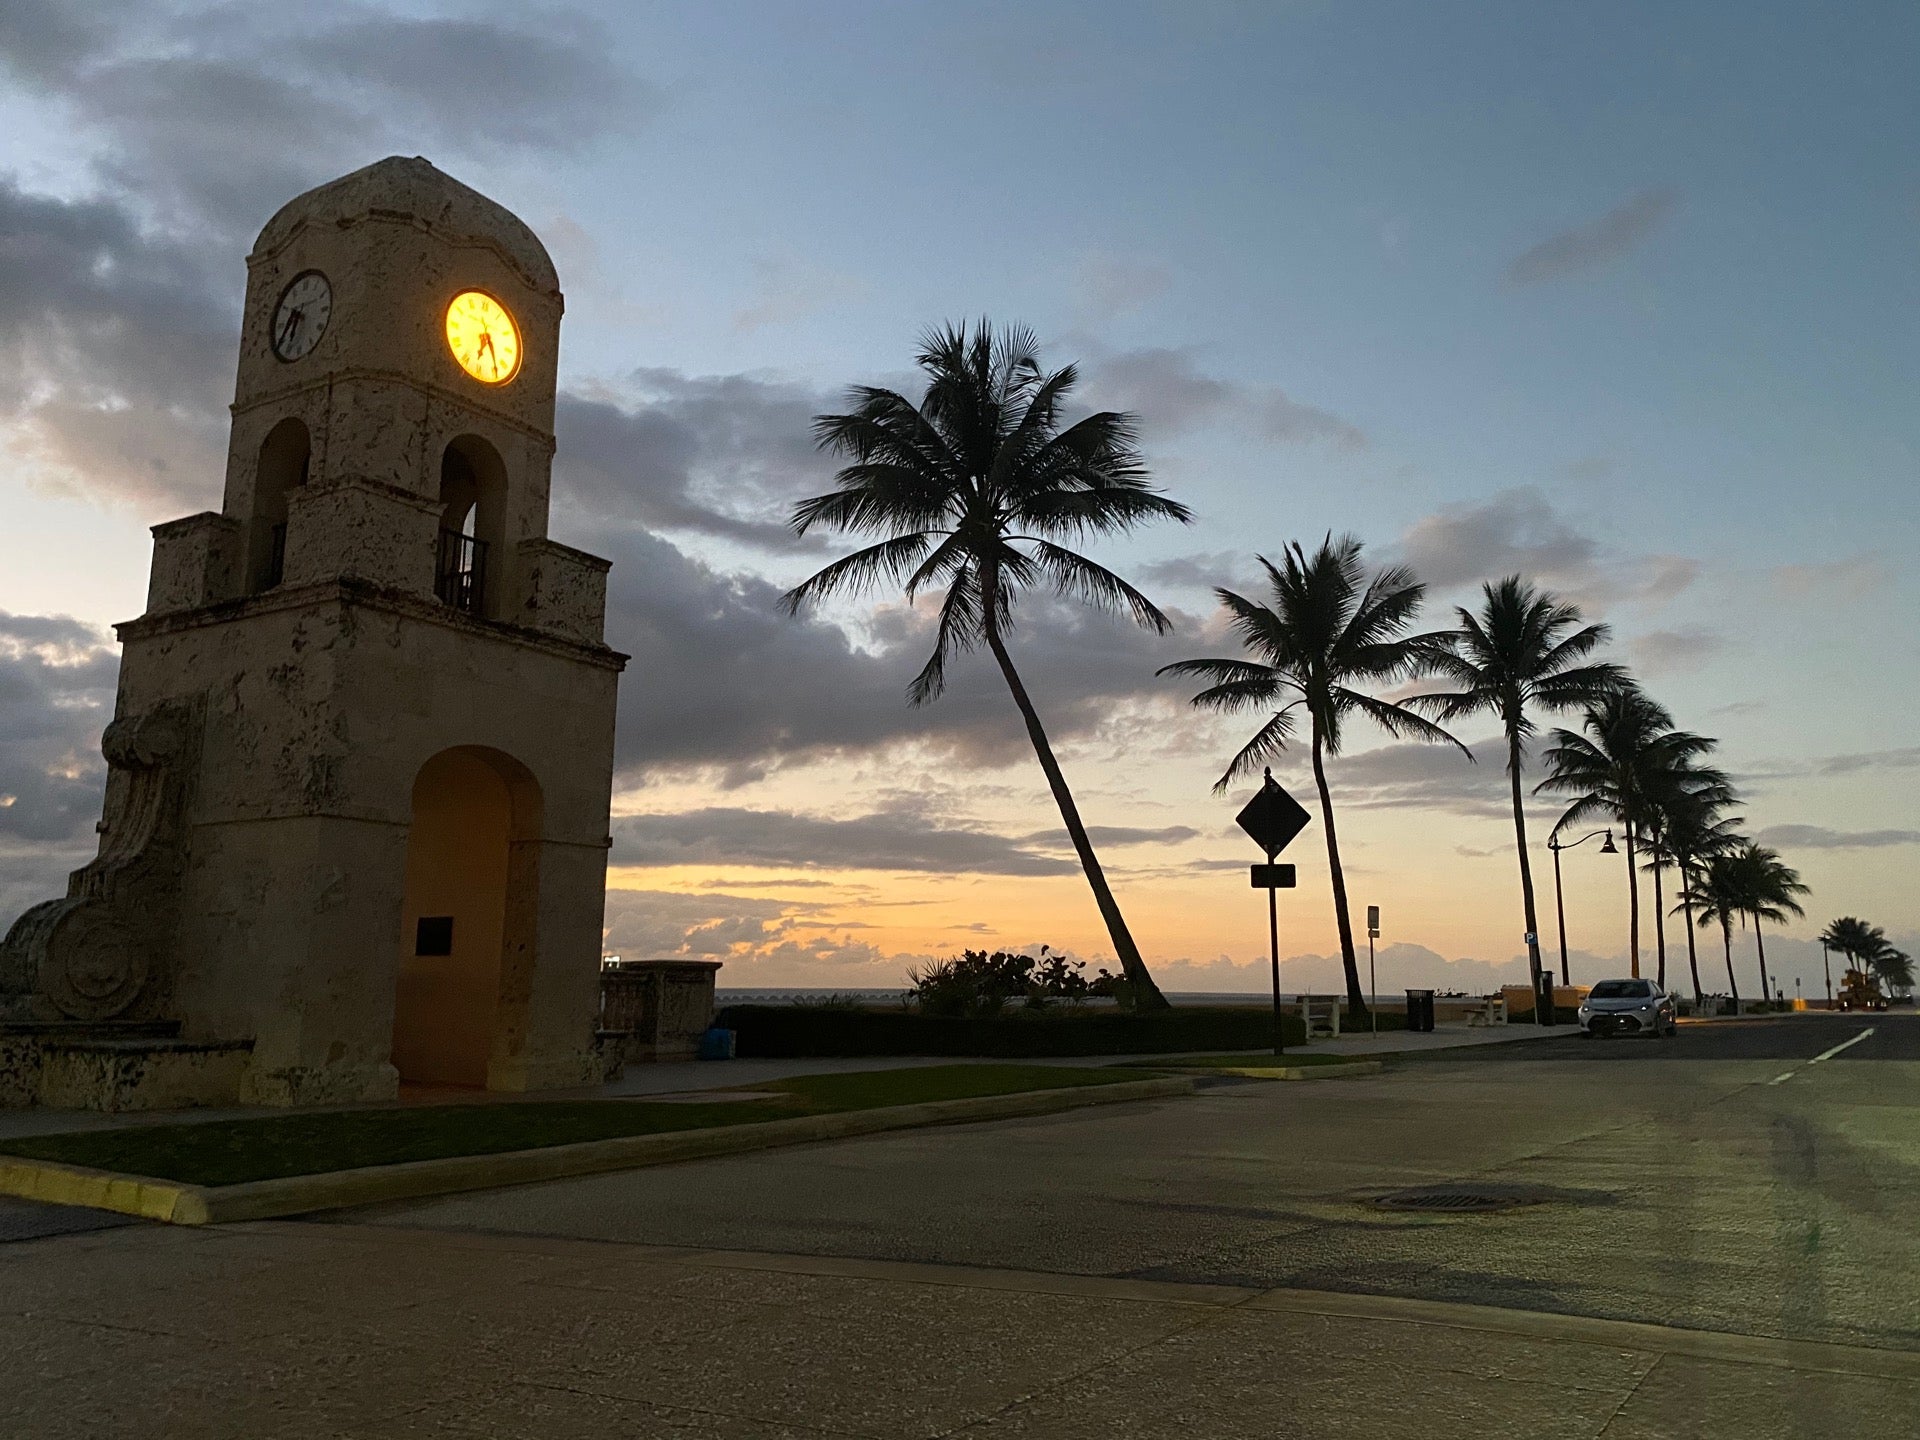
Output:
[[1, 1218, 1910, 1437], [0, 1021, 1569, 1140]]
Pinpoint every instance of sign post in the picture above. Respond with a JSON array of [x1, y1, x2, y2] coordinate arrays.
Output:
[[1237, 768, 1311, 1056], [1366, 905, 1380, 1036]]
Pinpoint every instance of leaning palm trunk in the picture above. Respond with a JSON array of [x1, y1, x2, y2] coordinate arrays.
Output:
[[1752, 916, 1772, 1005], [1681, 869, 1704, 1007], [1507, 733, 1552, 1025], [1309, 728, 1367, 1018], [984, 617, 1168, 1011], [1722, 919, 1740, 1010], [1651, 854, 1667, 990]]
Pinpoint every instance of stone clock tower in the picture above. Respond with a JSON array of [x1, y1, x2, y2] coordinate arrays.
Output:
[[1, 157, 626, 1108]]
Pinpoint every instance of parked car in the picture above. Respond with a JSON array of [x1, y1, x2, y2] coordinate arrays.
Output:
[[1578, 979, 1677, 1038]]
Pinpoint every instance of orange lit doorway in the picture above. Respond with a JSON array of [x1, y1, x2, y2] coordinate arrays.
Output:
[[392, 748, 539, 1087]]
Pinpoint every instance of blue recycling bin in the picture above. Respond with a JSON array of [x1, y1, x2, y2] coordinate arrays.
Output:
[[697, 1026, 736, 1060]]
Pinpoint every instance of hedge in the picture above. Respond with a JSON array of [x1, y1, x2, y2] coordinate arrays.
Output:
[[712, 1005, 1309, 1059]]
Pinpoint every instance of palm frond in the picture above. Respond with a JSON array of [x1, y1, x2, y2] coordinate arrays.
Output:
[[1213, 705, 1302, 792], [781, 534, 934, 614]]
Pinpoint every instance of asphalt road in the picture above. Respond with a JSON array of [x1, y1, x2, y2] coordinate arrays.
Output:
[[345, 1013, 1920, 1350]]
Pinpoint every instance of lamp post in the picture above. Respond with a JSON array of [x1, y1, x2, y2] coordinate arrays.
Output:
[[1547, 828, 1617, 986]]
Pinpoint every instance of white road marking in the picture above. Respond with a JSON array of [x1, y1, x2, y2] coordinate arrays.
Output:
[[1809, 1028, 1875, 1064], [1768, 1072, 1797, 1085]]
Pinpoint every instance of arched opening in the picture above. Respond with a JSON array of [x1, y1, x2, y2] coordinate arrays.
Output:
[[435, 435, 508, 618], [251, 417, 310, 591], [391, 746, 543, 1088]]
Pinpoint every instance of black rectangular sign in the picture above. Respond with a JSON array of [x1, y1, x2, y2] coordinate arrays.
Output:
[[1249, 864, 1296, 890]]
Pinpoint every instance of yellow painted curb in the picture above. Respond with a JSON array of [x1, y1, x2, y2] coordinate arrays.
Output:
[[0, 1154, 198, 1222], [0, 1074, 1193, 1226]]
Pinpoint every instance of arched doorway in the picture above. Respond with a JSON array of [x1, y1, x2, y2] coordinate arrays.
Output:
[[392, 746, 542, 1087], [251, 416, 310, 591]]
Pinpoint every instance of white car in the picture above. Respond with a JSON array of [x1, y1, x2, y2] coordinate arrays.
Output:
[[1578, 979, 1677, 1038]]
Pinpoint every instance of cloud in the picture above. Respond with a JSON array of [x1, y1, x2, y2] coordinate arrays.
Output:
[[614, 806, 1082, 876], [0, 611, 119, 926], [1630, 626, 1723, 676], [5, 4, 647, 238], [1393, 487, 1699, 611], [1266, 736, 1505, 820], [0, 611, 117, 843], [0, 3, 648, 509], [1813, 746, 1920, 777], [1505, 188, 1678, 286], [731, 256, 861, 332], [1771, 552, 1891, 601], [554, 371, 837, 553], [583, 523, 1190, 780], [0, 179, 232, 507], [1071, 252, 1171, 323], [1021, 825, 1202, 848], [1084, 347, 1366, 448], [1754, 824, 1920, 850], [1134, 552, 1245, 592]]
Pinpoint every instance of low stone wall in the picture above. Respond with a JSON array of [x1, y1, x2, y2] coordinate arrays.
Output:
[[600, 960, 720, 1065], [37, 1038, 254, 1112], [0, 1024, 251, 1111]]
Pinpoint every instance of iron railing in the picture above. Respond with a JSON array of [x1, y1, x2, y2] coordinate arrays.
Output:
[[435, 528, 488, 615]]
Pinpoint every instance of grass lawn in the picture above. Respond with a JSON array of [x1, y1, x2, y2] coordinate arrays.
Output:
[[1126, 1051, 1368, 1069], [0, 1064, 1148, 1188]]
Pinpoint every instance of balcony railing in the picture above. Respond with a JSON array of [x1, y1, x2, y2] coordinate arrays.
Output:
[[435, 528, 488, 615]]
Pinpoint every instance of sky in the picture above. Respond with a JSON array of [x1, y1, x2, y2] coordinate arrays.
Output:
[[1, 0, 1915, 1001]]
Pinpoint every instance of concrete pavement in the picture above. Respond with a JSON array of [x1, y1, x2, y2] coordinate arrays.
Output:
[[3, 1219, 1915, 1438], [2, 1013, 1914, 1436]]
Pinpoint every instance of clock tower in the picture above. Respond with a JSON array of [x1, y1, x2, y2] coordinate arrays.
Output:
[[1, 157, 626, 1108]]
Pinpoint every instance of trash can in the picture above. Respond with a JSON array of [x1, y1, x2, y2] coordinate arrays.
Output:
[[696, 1026, 736, 1060], [1404, 989, 1436, 1033]]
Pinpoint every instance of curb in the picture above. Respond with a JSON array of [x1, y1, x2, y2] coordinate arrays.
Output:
[[1173, 1060, 1384, 1081], [0, 1074, 1193, 1226]]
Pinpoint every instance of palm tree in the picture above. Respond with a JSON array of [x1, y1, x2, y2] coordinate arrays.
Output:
[[1690, 850, 1751, 1010], [1651, 791, 1742, 1006], [1538, 687, 1716, 980], [1824, 918, 1913, 998], [1637, 759, 1733, 993], [1159, 536, 1464, 1018], [1728, 842, 1808, 1004], [783, 322, 1192, 1009], [1419, 578, 1625, 1024], [1866, 938, 1914, 996]]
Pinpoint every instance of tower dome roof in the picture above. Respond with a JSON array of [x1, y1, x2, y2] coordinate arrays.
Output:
[[251, 156, 558, 293]]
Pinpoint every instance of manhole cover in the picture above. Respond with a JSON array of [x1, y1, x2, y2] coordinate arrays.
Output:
[[1370, 1185, 1555, 1214]]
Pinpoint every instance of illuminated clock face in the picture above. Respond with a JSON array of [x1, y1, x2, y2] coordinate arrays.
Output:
[[271, 271, 332, 361], [445, 291, 521, 384]]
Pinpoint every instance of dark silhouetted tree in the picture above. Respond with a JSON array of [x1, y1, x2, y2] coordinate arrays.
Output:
[[784, 321, 1191, 1008]]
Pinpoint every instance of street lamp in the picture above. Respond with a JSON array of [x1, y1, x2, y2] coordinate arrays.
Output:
[[1547, 828, 1617, 986]]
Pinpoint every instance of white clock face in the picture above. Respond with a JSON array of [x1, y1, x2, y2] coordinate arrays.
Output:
[[270, 271, 332, 361]]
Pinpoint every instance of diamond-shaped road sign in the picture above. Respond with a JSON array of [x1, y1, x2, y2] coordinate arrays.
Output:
[[1236, 768, 1311, 858]]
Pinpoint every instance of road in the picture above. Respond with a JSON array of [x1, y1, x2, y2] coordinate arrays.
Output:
[[334, 1013, 1919, 1349], [2, 1013, 1915, 1437]]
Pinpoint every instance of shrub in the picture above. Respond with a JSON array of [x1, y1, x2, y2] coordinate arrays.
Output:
[[908, 946, 1094, 1017]]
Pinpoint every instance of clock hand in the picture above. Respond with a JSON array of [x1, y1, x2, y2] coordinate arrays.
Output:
[[279, 307, 304, 345]]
